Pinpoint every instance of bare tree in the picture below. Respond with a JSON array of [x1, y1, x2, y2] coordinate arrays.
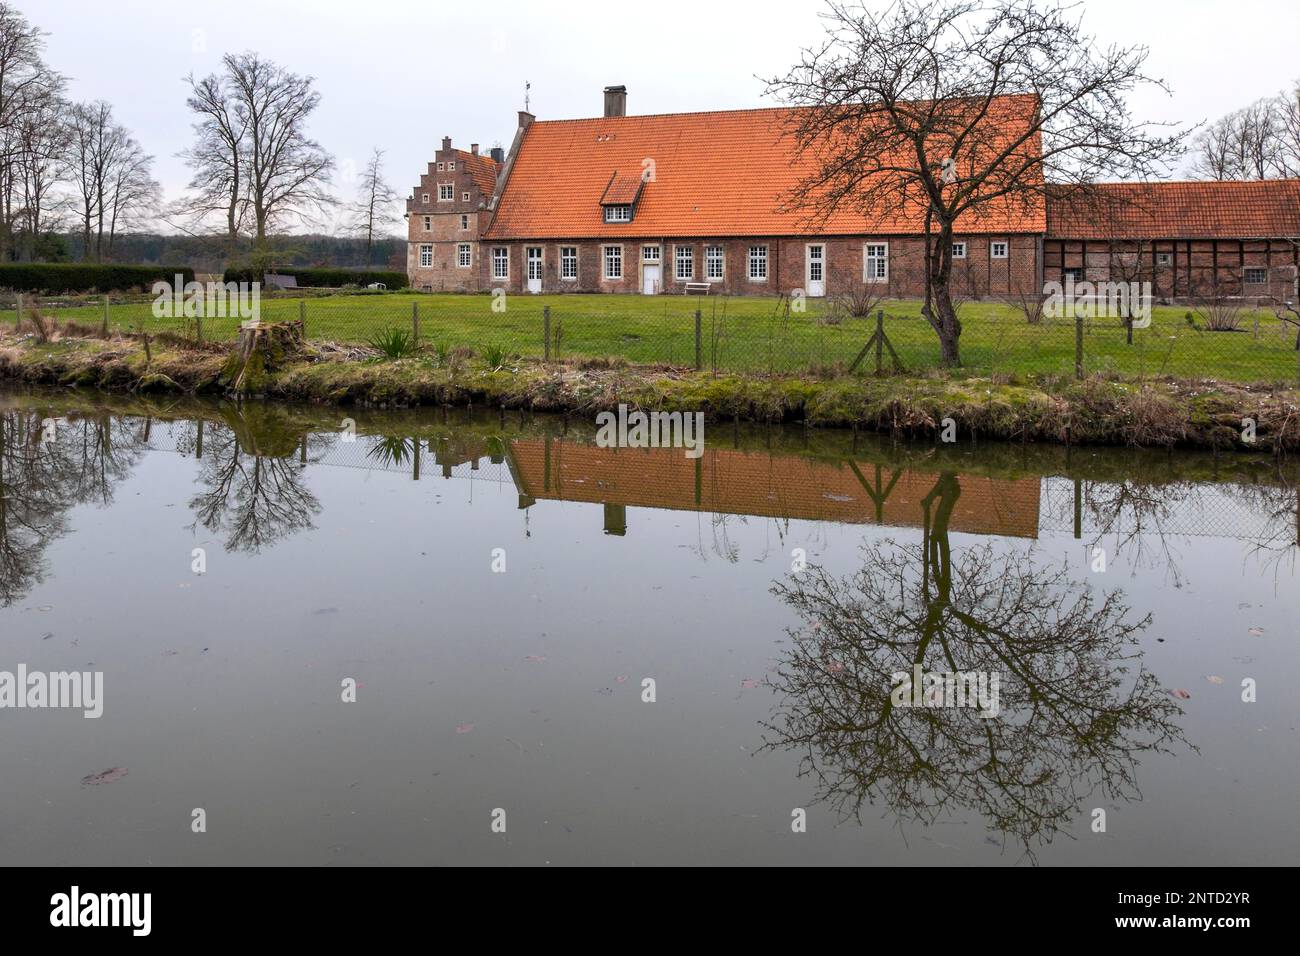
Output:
[[63, 101, 156, 261], [346, 147, 401, 267], [180, 70, 249, 260], [221, 52, 334, 261], [767, 0, 1186, 365], [12, 79, 67, 260], [1192, 99, 1285, 180]]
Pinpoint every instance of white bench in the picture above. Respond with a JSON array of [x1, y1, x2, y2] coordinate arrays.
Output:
[[684, 281, 712, 296]]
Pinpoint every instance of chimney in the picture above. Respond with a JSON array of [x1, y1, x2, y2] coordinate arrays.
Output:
[[441, 136, 451, 152], [603, 85, 627, 118], [517, 110, 534, 129], [490, 146, 505, 164], [470, 143, 479, 156]]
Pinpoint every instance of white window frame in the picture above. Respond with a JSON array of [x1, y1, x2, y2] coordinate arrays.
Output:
[[864, 243, 889, 283], [418, 244, 433, 268], [748, 245, 768, 281], [604, 245, 623, 280], [951, 241, 966, 259], [459, 214, 469, 230], [448, 160, 456, 171], [705, 245, 725, 280], [560, 246, 578, 280], [463, 191, 470, 202], [438, 183, 453, 202], [1156, 252, 1172, 265], [642, 244, 661, 262], [492, 247, 509, 280], [674, 245, 694, 281], [604, 205, 631, 223], [457, 243, 472, 268], [422, 215, 432, 232], [436, 162, 444, 171], [421, 192, 429, 204], [1244, 267, 1267, 284], [990, 240, 1009, 259]]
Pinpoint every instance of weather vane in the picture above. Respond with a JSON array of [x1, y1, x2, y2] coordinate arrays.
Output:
[[525, 80, 531, 113]]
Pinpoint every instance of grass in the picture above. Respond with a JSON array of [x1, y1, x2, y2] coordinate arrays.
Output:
[[5, 291, 1299, 385]]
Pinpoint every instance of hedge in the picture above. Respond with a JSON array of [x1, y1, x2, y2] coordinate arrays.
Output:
[[222, 267, 409, 289], [0, 263, 196, 294]]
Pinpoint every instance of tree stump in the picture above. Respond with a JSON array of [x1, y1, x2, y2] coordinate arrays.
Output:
[[220, 320, 306, 394]]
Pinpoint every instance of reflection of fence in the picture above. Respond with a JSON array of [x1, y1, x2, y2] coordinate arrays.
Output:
[[8, 291, 1300, 385]]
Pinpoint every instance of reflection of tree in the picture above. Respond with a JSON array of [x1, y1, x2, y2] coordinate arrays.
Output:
[[0, 409, 147, 605], [189, 410, 321, 553], [764, 471, 1188, 860]]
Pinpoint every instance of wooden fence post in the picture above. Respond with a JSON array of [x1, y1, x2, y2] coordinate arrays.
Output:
[[694, 309, 702, 370], [1075, 314, 1084, 379], [875, 310, 884, 375], [298, 299, 306, 334], [412, 301, 420, 345], [15, 292, 22, 330], [543, 306, 551, 362]]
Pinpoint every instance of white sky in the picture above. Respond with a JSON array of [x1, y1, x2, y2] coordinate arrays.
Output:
[[29, 0, 1300, 233]]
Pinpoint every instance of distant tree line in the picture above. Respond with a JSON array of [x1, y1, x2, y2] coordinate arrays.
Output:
[[1192, 82, 1300, 180]]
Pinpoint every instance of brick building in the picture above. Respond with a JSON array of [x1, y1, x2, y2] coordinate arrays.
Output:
[[407, 87, 1300, 303]]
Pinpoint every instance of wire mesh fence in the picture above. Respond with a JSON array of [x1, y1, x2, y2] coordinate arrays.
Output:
[[5, 290, 1300, 385]]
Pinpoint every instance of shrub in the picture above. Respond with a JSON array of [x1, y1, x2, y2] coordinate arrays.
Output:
[[223, 267, 408, 289], [480, 343, 507, 368], [366, 327, 417, 358], [0, 263, 195, 294]]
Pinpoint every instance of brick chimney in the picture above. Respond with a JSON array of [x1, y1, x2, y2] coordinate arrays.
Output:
[[470, 143, 479, 155], [603, 85, 627, 117], [517, 110, 534, 129], [441, 136, 451, 151], [490, 146, 505, 164]]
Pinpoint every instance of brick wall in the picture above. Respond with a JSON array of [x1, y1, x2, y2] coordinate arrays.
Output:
[[406, 144, 492, 292]]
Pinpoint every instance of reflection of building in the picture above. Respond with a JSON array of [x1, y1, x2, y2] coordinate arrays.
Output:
[[505, 438, 1041, 538]]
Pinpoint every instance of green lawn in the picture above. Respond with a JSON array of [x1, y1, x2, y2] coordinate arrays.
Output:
[[7, 291, 1299, 384]]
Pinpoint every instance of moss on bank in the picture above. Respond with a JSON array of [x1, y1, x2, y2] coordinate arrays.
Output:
[[3, 332, 1297, 453]]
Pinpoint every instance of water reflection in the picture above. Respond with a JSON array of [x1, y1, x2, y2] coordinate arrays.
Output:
[[763, 469, 1190, 860]]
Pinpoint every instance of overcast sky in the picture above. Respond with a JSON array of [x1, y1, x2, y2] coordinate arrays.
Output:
[[29, 0, 1300, 233]]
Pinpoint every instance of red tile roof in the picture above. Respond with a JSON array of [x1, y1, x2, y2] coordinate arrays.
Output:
[[1047, 180, 1300, 240], [455, 149, 501, 198], [485, 98, 1046, 240]]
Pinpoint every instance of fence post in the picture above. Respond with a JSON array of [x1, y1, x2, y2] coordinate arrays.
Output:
[[102, 295, 110, 337], [196, 312, 204, 345], [1075, 313, 1084, 379], [298, 299, 305, 334], [875, 309, 884, 375], [543, 306, 551, 362], [15, 292, 21, 329], [694, 309, 702, 370], [412, 301, 420, 346]]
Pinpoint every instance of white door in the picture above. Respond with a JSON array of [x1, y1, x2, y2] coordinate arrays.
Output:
[[526, 247, 543, 294], [642, 264, 661, 295], [806, 244, 825, 297]]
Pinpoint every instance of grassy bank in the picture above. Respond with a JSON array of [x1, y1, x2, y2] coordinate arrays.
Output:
[[2, 329, 1297, 453]]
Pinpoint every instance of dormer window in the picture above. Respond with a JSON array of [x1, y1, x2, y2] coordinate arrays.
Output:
[[604, 205, 631, 223]]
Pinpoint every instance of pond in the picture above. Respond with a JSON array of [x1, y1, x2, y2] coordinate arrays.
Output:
[[0, 388, 1296, 865]]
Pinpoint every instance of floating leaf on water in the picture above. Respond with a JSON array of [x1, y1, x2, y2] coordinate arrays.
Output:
[[615, 675, 628, 683], [313, 608, 339, 616], [41, 633, 53, 641], [740, 678, 760, 689], [1248, 627, 1265, 636], [81, 767, 128, 786], [454, 723, 475, 734], [524, 655, 547, 663], [1169, 689, 1192, 699], [1205, 675, 1224, 684], [825, 662, 846, 674], [596, 687, 613, 696]]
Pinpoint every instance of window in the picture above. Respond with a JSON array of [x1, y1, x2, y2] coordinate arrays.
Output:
[[1156, 252, 1172, 265], [951, 241, 966, 259], [436, 162, 444, 171], [990, 241, 1008, 259], [1063, 267, 1084, 282], [419, 244, 433, 268], [1245, 267, 1267, 284], [438, 184, 453, 201], [421, 192, 429, 204], [492, 247, 509, 280], [561, 246, 578, 280], [462, 192, 470, 202], [642, 245, 660, 262], [864, 243, 889, 282], [457, 243, 471, 268], [604, 205, 631, 223], [448, 161, 456, 171], [748, 245, 768, 280], [706, 245, 724, 280], [459, 214, 469, 230], [604, 245, 623, 279], [422, 216, 432, 232], [674, 245, 694, 280]]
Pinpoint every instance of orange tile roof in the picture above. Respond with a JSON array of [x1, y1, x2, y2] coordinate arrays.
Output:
[[1047, 180, 1300, 240], [455, 149, 501, 198], [485, 98, 1046, 240]]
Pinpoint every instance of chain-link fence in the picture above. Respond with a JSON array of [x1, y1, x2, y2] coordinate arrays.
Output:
[[5, 290, 1300, 386]]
